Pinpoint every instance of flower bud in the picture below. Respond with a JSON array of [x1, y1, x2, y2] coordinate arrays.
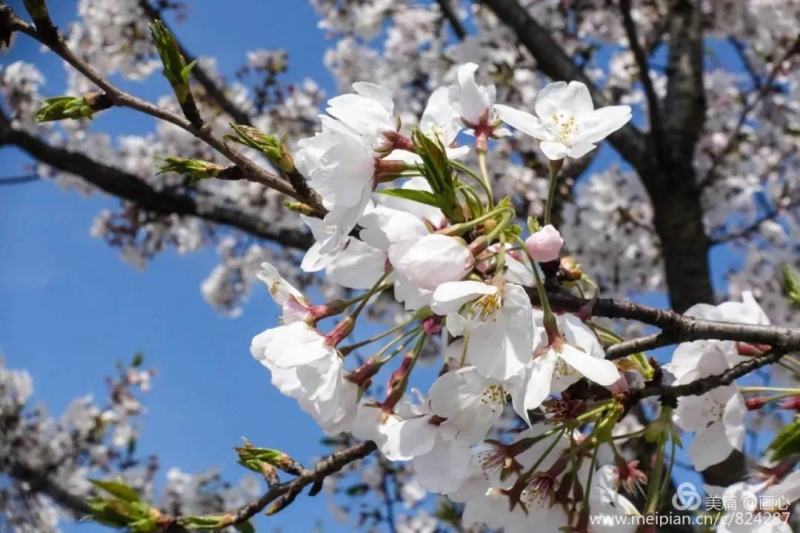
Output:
[[524, 224, 564, 263], [346, 357, 382, 387], [779, 396, 800, 411], [324, 317, 354, 346], [746, 397, 770, 411], [422, 315, 443, 335], [736, 341, 771, 356]]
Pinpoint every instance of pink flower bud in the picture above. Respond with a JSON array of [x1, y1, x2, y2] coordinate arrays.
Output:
[[525, 224, 564, 263]]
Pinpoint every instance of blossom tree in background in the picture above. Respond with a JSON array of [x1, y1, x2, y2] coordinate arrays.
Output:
[[2, 0, 800, 531]]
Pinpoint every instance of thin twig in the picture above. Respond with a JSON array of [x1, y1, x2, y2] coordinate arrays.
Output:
[[619, 0, 664, 162], [626, 350, 788, 402], [136, 0, 253, 125], [0, 173, 39, 185], [9, 2, 325, 214], [699, 36, 800, 190]]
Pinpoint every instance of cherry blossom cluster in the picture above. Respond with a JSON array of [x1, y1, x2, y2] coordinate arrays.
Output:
[[4, 0, 800, 530], [243, 63, 797, 529]]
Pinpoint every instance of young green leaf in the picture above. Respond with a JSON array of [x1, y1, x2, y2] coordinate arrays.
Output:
[[378, 188, 442, 209], [782, 264, 800, 310], [90, 479, 141, 503], [35, 96, 95, 122], [225, 124, 295, 173], [768, 418, 800, 461], [157, 157, 225, 184]]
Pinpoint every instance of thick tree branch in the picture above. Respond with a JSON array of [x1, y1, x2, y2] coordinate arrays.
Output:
[[436, 0, 466, 40], [0, 111, 312, 250], [661, 0, 705, 160], [533, 290, 800, 356]]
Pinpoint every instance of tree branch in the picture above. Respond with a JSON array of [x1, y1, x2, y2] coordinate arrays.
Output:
[[7, 461, 92, 517], [165, 441, 377, 530], [710, 197, 800, 245], [0, 173, 39, 185], [0, 111, 312, 250], [436, 0, 466, 41], [532, 290, 800, 356], [699, 36, 800, 190], [136, 0, 253, 126], [9, 2, 324, 213], [619, 0, 665, 161], [626, 349, 788, 402]]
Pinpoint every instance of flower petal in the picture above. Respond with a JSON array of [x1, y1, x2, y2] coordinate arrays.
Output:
[[574, 105, 632, 145], [689, 423, 733, 471], [535, 81, 593, 119], [557, 344, 620, 386], [539, 140, 570, 160], [494, 104, 549, 140], [431, 281, 496, 315]]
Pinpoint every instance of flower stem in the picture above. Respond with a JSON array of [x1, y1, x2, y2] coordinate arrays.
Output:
[[544, 159, 562, 226], [741, 386, 800, 394], [440, 205, 515, 236], [517, 236, 559, 338], [645, 426, 667, 514], [477, 150, 494, 208], [451, 159, 493, 206], [339, 317, 417, 356], [349, 271, 392, 321], [375, 328, 423, 363]]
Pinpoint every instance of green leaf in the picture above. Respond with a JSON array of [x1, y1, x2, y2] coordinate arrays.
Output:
[[150, 20, 192, 103], [527, 215, 541, 233], [180, 60, 197, 85], [131, 352, 144, 368], [781, 264, 800, 310], [86, 498, 131, 528], [235, 443, 305, 476], [157, 156, 225, 184], [225, 124, 294, 173], [90, 479, 141, 503], [35, 96, 95, 122], [768, 418, 800, 461], [410, 128, 460, 220], [379, 187, 442, 208], [345, 483, 369, 496]]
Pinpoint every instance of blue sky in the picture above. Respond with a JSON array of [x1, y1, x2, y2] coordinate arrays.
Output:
[[0, 1, 761, 530], [1, 1, 352, 531]]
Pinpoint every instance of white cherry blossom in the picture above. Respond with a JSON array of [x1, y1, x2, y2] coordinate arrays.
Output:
[[495, 81, 632, 160], [432, 281, 534, 381], [250, 321, 357, 434], [428, 366, 507, 443], [673, 350, 746, 471], [513, 313, 620, 420]]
